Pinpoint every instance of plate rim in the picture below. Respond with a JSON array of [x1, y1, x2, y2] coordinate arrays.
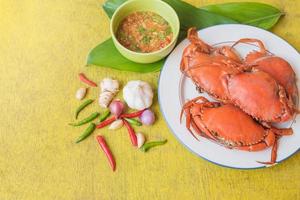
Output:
[[158, 24, 300, 170]]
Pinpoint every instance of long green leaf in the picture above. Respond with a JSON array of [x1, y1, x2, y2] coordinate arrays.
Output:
[[102, 0, 126, 18], [89, 0, 237, 72], [87, 38, 164, 73], [89, 0, 283, 73], [164, 0, 236, 34], [201, 2, 284, 30], [103, 0, 237, 31]]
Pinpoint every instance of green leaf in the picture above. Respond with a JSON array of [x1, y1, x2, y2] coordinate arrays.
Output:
[[90, 0, 237, 72], [87, 38, 164, 73], [102, 0, 237, 40], [201, 2, 284, 30], [91, 1, 283, 73], [102, 0, 126, 19], [163, 0, 237, 39]]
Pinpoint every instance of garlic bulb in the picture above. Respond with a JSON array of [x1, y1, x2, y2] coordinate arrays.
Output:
[[75, 87, 87, 100], [99, 78, 119, 108], [123, 80, 153, 110]]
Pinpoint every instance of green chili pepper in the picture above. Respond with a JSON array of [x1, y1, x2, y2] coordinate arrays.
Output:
[[99, 110, 111, 122], [140, 139, 167, 152], [76, 123, 96, 143], [124, 118, 142, 126], [69, 112, 99, 126], [75, 99, 94, 119]]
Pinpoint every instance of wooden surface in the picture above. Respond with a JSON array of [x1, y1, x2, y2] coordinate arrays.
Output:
[[1, 0, 300, 199]]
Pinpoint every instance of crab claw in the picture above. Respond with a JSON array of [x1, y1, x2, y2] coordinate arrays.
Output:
[[187, 27, 212, 54], [214, 46, 242, 63]]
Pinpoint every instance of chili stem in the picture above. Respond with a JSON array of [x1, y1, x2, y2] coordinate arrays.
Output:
[[96, 135, 116, 171]]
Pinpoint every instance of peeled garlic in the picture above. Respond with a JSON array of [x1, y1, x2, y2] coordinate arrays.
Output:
[[108, 119, 123, 130], [75, 87, 87, 100], [99, 78, 119, 108], [123, 80, 153, 110], [136, 132, 146, 148]]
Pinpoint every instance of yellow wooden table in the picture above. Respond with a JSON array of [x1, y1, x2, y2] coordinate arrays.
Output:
[[1, 0, 300, 199]]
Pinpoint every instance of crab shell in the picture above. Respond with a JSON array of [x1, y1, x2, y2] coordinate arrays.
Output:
[[180, 27, 244, 101], [228, 70, 294, 123], [185, 63, 293, 123], [185, 63, 240, 101], [233, 38, 298, 107], [181, 29, 296, 123], [181, 97, 293, 163]]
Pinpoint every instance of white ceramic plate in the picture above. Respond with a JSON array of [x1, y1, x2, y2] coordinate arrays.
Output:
[[158, 24, 300, 169]]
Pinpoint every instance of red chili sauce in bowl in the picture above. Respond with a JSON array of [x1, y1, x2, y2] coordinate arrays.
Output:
[[116, 11, 173, 53]]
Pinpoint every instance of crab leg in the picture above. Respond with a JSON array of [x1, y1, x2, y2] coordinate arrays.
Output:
[[181, 97, 218, 140], [180, 96, 208, 122], [257, 137, 279, 165], [271, 127, 293, 136], [257, 128, 292, 165], [214, 46, 242, 63], [187, 27, 212, 53], [231, 38, 267, 54]]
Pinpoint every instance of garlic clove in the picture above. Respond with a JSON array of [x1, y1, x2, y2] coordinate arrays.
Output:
[[136, 132, 146, 148], [75, 87, 87, 100], [108, 119, 123, 130]]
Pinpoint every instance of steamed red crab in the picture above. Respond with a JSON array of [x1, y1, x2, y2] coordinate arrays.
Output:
[[181, 27, 298, 124], [181, 97, 293, 164], [233, 38, 298, 107], [180, 27, 298, 164], [180, 28, 242, 73]]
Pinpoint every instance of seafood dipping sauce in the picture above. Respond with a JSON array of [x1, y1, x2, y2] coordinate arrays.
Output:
[[116, 11, 173, 53]]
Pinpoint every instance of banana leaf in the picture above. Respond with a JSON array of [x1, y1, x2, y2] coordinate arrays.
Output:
[[88, 0, 236, 72], [88, 0, 283, 73], [87, 38, 164, 73], [201, 2, 284, 30], [102, 0, 126, 18]]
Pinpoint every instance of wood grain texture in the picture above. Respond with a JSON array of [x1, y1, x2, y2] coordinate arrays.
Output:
[[0, 0, 299, 199]]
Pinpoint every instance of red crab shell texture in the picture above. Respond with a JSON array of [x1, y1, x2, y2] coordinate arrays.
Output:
[[247, 54, 298, 106], [191, 103, 273, 150], [181, 97, 293, 163], [181, 28, 297, 123], [233, 38, 298, 107], [228, 70, 293, 123]]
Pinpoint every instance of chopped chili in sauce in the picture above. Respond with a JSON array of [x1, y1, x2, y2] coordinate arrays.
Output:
[[116, 11, 173, 53]]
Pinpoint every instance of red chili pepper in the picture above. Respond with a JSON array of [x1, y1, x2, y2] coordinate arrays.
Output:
[[96, 135, 116, 171], [122, 119, 138, 147], [96, 116, 117, 129], [79, 73, 97, 87], [120, 109, 146, 119]]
